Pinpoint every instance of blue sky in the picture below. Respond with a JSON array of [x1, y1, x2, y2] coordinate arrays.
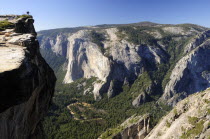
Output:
[[1, 0, 210, 31]]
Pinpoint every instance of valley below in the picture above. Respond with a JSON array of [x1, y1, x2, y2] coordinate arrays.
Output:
[[38, 22, 210, 139]]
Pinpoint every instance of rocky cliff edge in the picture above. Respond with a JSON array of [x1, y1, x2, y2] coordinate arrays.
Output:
[[0, 15, 56, 139]]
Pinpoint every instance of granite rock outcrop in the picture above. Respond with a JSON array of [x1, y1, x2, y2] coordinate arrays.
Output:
[[0, 15, 56, 139]]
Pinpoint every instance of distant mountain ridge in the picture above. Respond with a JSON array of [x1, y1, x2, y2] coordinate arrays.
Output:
[[38, 21, 208, 33]]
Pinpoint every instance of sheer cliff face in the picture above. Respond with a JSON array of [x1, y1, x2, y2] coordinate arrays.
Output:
[[63, 30, 111, 83], [161, 31, 210, 106], [38, 27, 168, 100], [99, 114, 150, 139], [0, 15, 56, 139], [38, 23, 210, 105]]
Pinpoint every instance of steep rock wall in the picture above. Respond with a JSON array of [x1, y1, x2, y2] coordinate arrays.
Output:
[[99, 114, 150, 139], [161, 35, 210, 106], [62, 28, 167, 99], [0, 15, 56, 139], [39, 33, 68, 57], [114, 115, 150, 139]]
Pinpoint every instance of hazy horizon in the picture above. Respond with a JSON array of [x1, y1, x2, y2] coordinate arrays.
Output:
[[37, 21, 210, 32]]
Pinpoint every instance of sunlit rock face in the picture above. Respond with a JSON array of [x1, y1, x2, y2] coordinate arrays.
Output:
[[60, 28, 167, 99], [146, 88, 210, 139], [0, 15, 56, 139]]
